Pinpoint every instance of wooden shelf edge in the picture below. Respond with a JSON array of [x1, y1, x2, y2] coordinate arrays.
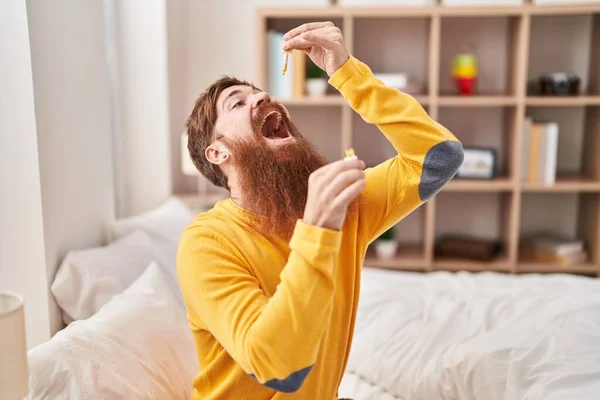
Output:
[[518, 263, 598, 275], [363, 262, 428, 272], [363, 256, 428, 269], [526, 96, 600, 107], [433, 258, 512, 273], [258, 4, 600, 19], [444, 178, 514, 192], [362, 260, 598, 276], [526, 3, 600, 16], [438, 95, 517, 106], [364, 244, 427, 270], [521, 177, 600, 192]]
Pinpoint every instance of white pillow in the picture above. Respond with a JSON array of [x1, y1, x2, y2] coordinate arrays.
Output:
[[110, 197, 195, 244], [52, 229, 184, 323], [28, 263, 198, 400]]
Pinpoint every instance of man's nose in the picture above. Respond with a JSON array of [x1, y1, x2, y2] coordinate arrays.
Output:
[[251, 91, 271, 109]]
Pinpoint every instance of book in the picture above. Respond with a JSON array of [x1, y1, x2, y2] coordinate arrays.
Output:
[[521, 116, 533, 181], [520, 244, 588, 265], [292, 50, 306, 98], [528, 121, 541, 182], [522, 232, 584, 256], [543, 122, 559, 184], [522, 119, 559, 184]]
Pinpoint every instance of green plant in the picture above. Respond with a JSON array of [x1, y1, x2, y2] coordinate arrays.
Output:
[[377, 226, 395, 241], [306, 63, 326, 79]]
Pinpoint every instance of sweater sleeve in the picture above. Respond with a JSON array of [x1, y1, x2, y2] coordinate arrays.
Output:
[[176, 219, 341, 393], [329, 56, 464, 242]]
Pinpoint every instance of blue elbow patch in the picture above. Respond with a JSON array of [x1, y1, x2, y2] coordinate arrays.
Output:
[[250, 365, 313, 393], [419, 140, 464, 201]]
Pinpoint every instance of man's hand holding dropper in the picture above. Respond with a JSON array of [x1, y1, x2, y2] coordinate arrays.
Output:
[[283, 22, 363, 232]]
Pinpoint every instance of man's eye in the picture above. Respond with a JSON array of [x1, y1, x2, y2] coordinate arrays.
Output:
[[233, 100, 244, 109]]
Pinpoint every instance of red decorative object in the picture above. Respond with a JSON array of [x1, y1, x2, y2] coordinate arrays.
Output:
[[455, 76, 477, 95]]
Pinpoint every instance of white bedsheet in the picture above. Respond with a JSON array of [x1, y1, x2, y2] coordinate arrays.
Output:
[[338, 268, 600, 400]]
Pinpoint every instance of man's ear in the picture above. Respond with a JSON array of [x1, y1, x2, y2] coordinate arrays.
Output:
[[205, 142, 230, 166]]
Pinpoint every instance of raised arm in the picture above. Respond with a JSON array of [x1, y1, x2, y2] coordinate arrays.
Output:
[[330, 56, 464, 242], [283, 22, 463, 244]]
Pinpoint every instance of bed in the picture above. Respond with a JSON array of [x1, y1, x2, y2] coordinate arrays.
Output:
[[338, 268, 600, 400], [26, 197, 600, 399]]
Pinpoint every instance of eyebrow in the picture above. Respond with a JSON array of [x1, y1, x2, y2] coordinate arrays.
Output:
[[221, 87, 262, 111], [222, 89, 242, 111]]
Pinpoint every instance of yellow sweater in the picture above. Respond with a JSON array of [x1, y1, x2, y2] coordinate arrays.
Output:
[[177, 56, 463, 400]]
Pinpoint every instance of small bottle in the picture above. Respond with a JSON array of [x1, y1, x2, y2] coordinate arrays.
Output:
[[282, 51, 290, 76], [344, 148, 357, 161]]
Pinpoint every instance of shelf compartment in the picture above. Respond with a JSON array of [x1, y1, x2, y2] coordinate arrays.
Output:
[[365, 205, 427, 271], [434, 192, 516, 268], [518, 193, 600, 272], [439, 106, 517, 181], [286, 106, 343, 163], [439, 16, 520, 96], [354, 17, 430, 97], [523, 106, 600, 185], [257, 6, 600, 20], [527, 14, 598, 96]]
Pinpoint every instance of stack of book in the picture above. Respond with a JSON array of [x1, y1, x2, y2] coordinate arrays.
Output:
[[520, 232, 588, 265], [521, 117, 559, 185]]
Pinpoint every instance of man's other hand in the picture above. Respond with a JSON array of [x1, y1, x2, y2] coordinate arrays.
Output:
[[303, 158, 366, 232], [282, 21, 350, 77]]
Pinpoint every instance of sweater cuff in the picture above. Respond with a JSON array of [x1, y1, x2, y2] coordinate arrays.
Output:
[[328, 55, 365, 91], [289, 220, 342, 256]]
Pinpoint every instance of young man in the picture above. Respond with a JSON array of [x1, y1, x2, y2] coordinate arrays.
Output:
[[177, 22, 463, 400]]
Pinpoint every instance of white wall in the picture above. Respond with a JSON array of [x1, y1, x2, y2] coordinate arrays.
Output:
[[0, 0, 52, 349], [186, 0, 326, 106], [167, 0, 196, 194], [26, 0, 116, 338], [110, 0, 172, 217]]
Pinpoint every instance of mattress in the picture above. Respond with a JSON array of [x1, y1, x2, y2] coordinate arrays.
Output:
[[338, 267, 600, 400]]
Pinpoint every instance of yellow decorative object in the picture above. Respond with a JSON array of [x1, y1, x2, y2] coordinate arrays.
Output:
[[452, 65, 477, 78], [344, 148, 357, 161]]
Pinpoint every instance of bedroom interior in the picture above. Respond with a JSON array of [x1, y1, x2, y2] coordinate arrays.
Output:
[[2, 0, 600, 399]]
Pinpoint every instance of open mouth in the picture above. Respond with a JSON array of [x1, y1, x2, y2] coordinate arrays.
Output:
[[260, 110, 291, 141]]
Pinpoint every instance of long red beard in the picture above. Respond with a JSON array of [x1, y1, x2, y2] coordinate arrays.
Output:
[[225, 103, 328, 239]]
